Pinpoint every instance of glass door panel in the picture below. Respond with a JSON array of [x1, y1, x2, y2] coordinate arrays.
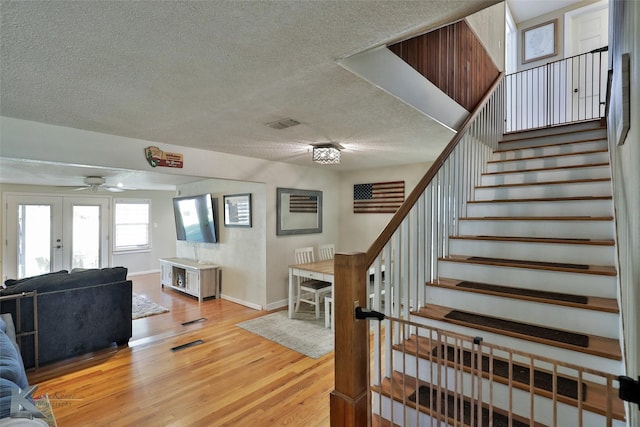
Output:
[[71, 205, 101, 269]]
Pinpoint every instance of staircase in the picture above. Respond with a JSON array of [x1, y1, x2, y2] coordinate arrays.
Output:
[[371, 120, 625, 426]]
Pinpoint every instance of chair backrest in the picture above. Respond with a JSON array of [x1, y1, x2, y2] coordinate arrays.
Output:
[[318, 243, 335, 261], [294, 247, 315, 264]]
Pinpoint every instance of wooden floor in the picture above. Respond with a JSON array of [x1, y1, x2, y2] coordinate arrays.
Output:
[[28, 273, 334, 426]]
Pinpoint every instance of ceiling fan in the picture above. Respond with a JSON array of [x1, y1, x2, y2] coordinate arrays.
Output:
[[71, 176, 128, 192]]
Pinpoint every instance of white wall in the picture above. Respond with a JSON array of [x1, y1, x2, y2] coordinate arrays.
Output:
[[338, 162, 433, 253], [175, 179, 267, 309], [516, 0, 602, 71], [466, 1, 506, 71], [606, 1, 639, 424]]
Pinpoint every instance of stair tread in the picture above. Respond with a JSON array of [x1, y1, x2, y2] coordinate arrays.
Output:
[[482, 162, 609, 176], [441, 255, 617, 276], [459, 215, 613, 221], [432, 278, 619, 313], [467, 196, 612, 204], [374, 371, 546, 427], [414, 304, 622, 360], [488, 148, 607, 164], [495, 136, 607, 153], [476, 177, 610, 189], [499, 123, 606, 143], [394, 335, 625, 419], [450, 235, 614, 246]]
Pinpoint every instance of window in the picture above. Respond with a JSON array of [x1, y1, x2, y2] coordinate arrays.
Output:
[[113, 199, 151, 252]]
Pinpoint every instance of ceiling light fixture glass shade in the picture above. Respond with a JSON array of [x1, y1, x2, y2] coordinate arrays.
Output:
[[312, 144, 341, 164]]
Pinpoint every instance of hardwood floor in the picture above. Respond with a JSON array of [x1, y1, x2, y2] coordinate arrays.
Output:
[[28, 273, 334, 426]]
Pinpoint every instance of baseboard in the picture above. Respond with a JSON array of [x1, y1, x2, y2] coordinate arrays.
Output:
[[127, 269, 160, 277], [220, 294, 263, 311], [265, 299, 288, 312]]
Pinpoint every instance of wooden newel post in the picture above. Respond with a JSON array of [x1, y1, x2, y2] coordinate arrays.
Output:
[[330, 252, 369, 427]]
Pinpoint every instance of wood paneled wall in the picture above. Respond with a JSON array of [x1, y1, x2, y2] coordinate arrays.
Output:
[[388, 20, 499, 111]]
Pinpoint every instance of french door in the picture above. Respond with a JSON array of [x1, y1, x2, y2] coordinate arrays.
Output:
[[3, 195, 110, 280]]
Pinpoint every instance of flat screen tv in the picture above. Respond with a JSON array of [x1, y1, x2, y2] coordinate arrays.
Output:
[[172, 194, 219, 243]]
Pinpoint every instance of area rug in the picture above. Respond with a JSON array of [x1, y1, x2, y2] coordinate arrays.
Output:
[[236, 309, 333, 359], [132, 293, 169, 319]]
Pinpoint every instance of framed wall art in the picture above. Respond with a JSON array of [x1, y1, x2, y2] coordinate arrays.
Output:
[[522, 19, 557, 64], [223, 193, 251, 227]]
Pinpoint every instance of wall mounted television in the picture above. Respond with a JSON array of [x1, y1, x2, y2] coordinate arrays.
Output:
[[172, 194, 219, 243]]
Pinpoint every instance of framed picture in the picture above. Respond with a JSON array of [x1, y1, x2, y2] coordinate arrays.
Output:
[[223, 193, 251, 227], [522, 19, 557, 64]]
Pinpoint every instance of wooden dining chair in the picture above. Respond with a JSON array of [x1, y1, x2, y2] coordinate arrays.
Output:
[[317, 243, 335, 261], [294, 247, 331, 319]]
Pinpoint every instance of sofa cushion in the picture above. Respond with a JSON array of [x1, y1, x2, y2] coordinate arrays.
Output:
[[1, 267, 128, 295], [4, 270, 68, 288], [0, 322, 29, 390]]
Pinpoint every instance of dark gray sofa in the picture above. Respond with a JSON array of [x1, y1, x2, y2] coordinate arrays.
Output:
[[0, 267, 132, 369]]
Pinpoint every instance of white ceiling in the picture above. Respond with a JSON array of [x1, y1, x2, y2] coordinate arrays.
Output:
[[1, 0, 575, 191], [507, 0, 585, 23]]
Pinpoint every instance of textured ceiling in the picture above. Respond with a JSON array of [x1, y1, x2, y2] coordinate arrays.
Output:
[[0, 0, 498, 188]]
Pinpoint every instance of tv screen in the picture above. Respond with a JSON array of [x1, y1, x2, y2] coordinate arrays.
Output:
[[173, 194, 219, 243]]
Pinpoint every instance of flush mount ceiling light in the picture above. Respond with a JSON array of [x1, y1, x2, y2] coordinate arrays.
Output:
[[312, 143, 342, 165]]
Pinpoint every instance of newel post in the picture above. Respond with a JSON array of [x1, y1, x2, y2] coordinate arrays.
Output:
[[330, 252, 369, 427]]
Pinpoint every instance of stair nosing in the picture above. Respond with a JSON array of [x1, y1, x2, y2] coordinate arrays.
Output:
[[495, 136, 607, 153], [430, 278, 619, 313], [459, 216, 613, 221], [482, 162, 610, 176], [476, 177, 610, 189], [499, 123, 605, 143], [440, 255, 617, 276], [488, 148, 607, 164], [414, 304, 622, 361], [449, 235, 614, 246], [467, 196, 612, 204]]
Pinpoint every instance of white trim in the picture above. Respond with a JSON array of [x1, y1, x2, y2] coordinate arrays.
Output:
[[127, 269, 160, 276], [265, 298, 289, 312], [220, 294, 263, 311]]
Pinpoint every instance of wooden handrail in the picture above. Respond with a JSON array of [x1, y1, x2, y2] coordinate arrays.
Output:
[[364, 71, 505, 267]]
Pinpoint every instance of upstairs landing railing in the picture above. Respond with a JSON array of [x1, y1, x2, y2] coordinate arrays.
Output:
[[329, 72, 505, 427], [505, 47, 608, 132]]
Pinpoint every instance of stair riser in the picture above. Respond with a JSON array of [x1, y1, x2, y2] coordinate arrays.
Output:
[[487, 151, 609, 172], [494, 139, 608, 160], [466, 199, 613, 217], [425, 286, 619, 338], [411, 316, 622, 373], [499, 128, 607, 150], [372, 394, 436, 427], [481, 166, 610, 186], [458, 219, 614, 240], [449, 239, 615, 266], [474, 181, 611, 200], [501, 121, 605, 142], [438, 261, 617, 298], [387, 360, 625, 427]]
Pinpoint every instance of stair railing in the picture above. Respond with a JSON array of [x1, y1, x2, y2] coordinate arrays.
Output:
[[505, 47, 609, 133], [330, 72, 505, 426], [369, 315, 622, 426]]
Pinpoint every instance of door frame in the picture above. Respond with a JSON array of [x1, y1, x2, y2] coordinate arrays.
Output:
[[2, 192, 111, 280]]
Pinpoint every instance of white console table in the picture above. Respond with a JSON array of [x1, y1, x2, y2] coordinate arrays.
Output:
[[160, 258, 221, 302]]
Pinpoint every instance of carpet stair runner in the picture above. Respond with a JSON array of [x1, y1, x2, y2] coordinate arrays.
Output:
[[378, 120, 625, 425]]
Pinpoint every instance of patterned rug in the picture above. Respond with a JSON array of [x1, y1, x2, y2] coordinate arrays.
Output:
[[132, 293, 169, 320], [236, 309, 333, 359]]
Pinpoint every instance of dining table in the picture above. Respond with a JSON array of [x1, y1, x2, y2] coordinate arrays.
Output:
[[288, 259, 334, 322]]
